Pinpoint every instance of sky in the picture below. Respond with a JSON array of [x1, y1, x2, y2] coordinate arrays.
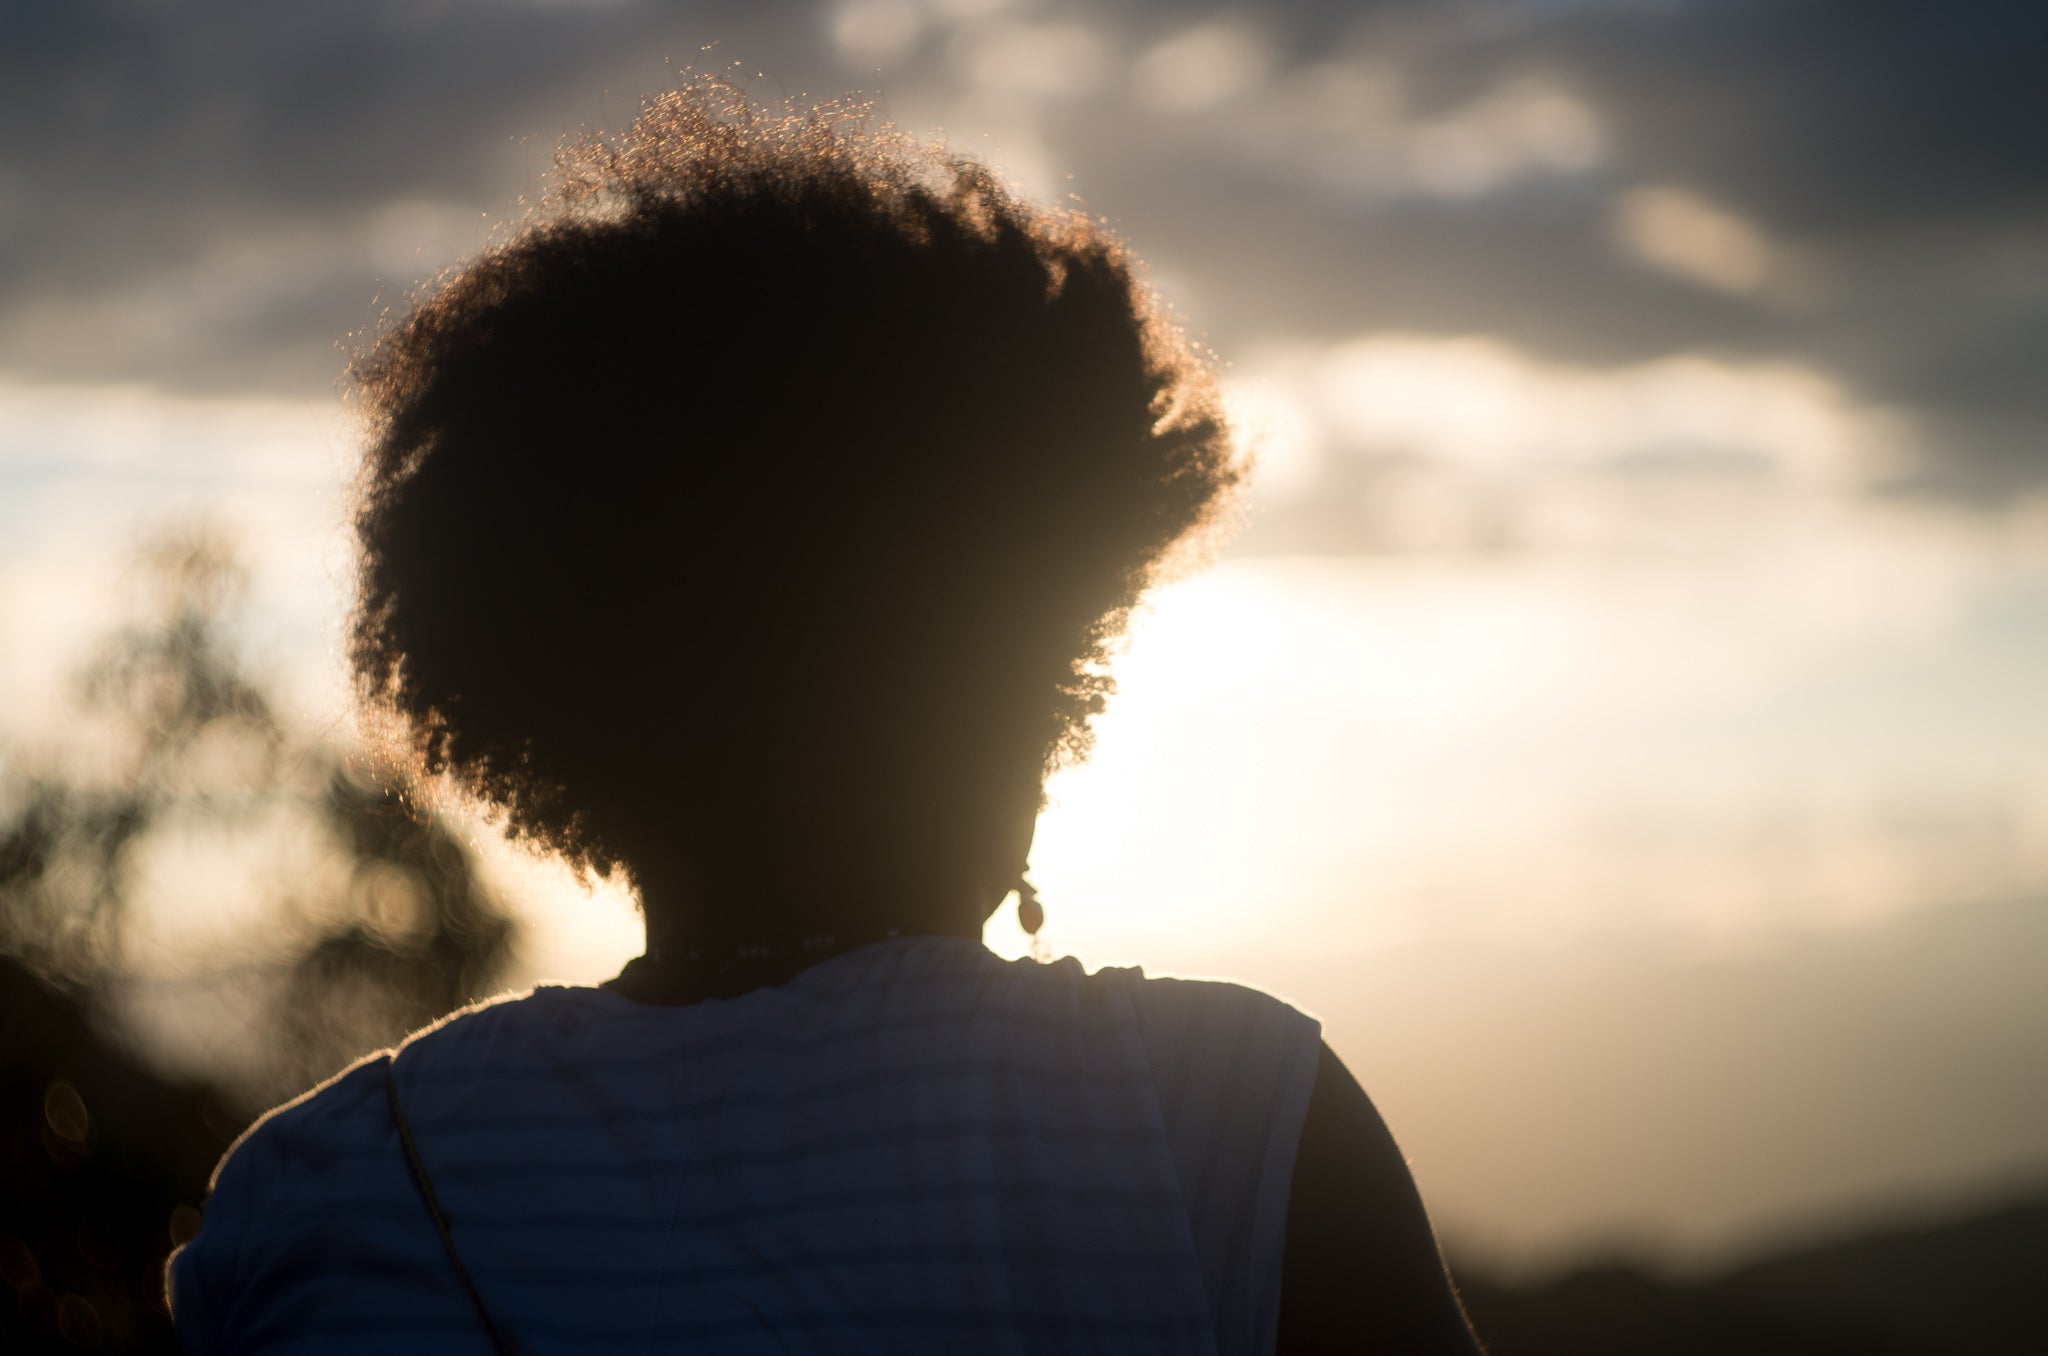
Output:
[[4, 0, 2047, 1267]]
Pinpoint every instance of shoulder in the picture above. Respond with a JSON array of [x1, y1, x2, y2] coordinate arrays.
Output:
[[1115, 969, 1323, 1072], [997, 953, 1323, 1058], [209, 986, 567, 1174], [168, 987, 573, 1341], [167, 1050, 394, 1343], [1119, 969, 1316, 1021], [1078, 965, 1323, 1130], [210, 1048, 392, 1193], [392, 983, 591, 1067], [1095, 970, 1321, 1352]]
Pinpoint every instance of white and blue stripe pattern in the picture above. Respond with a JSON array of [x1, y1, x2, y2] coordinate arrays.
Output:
[[171, 937, 1321, 1354]]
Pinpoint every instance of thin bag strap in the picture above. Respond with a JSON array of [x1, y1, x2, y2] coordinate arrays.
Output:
[[385, 1052, 511, 1355]]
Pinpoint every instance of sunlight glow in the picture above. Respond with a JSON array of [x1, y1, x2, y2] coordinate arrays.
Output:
[[1024, 521, 2048, 972], [1220, 373, 1324, 502]]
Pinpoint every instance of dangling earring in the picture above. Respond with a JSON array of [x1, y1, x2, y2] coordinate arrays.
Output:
[[1016, 874, 1049, 963]]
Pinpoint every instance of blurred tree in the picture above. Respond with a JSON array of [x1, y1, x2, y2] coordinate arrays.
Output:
[[0, 533, 281, 989], [0, 525, 520, 1353], [280, 759, 519, 1088]]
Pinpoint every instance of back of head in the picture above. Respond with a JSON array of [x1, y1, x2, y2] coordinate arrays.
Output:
[[350, 82, 1241, 942]]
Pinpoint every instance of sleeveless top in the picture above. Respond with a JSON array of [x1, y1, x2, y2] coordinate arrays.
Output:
[[168, 936, 1322, 1354]]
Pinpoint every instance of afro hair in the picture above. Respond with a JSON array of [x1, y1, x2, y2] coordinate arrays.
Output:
[[349, 81, 1242, 921]]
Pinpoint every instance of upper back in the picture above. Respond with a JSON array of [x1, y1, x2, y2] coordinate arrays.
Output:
[[171, 938, 1319, 1355]]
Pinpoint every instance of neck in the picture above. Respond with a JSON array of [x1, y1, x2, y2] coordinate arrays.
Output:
[[639, 911, 982, 960], [632, 859, 1002, 953], [611, 917, 981, 1007]]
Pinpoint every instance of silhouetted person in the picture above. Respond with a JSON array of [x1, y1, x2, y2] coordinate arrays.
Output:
[[168, 84, 1484, 1354]]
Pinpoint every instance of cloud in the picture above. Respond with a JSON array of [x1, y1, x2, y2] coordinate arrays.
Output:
[[1513, 0, 2048, 242], [947, 19, 1114, 102], [0, 0, 806, 392], [1492, 0, 2048, 485], [0, 0, 2040, 504], [1610, 186, 1795, 299], [1064, 0, 2046, 499], [830, 0, 927, 65], [1227, 335, 1917, 556], [1132, 20, 1272, 116]]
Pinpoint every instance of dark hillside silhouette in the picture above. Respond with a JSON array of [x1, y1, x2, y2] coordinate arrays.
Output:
[[1721, 1198, 2048, 1353], [1456, 1195, 2048, 1354], [1, 954, 238, 1351]]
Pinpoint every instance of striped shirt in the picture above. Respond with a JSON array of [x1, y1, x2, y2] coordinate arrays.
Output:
[[170, 936, 1322, 1354]]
